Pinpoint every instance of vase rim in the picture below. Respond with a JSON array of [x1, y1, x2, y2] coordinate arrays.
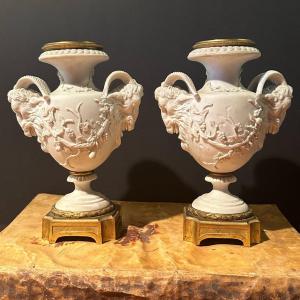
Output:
[[42, 41, 103, 52], [193, 38, 256, 49]]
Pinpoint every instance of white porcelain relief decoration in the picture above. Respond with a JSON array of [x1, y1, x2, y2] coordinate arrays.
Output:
[[8, 41, 143, 215], [155, 39, 292, 218]]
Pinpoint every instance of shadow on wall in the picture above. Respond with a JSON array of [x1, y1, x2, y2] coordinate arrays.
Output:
[[240, 158, 300, 231], [121, 160, 198, 202]]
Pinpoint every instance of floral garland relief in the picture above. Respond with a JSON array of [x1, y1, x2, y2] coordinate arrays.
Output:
[[156, 85, 264, 169], [8, 77, 142, 169], [8, 87, 113, 168]]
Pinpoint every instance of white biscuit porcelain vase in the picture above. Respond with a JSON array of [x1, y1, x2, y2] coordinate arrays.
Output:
[[155, 39, 292, 219], [8, 41, 143, 217]]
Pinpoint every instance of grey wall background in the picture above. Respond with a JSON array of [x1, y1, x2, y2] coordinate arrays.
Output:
[[0, 0, 299, 230]]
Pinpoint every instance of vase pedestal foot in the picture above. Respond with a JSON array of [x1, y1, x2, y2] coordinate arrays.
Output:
[[192, 173, 250, 215], [183, 205, 261, 247], [42, 205, 121, 244]]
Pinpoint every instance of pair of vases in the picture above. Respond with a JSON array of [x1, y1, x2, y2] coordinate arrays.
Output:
[[8, 39, 292, 225]]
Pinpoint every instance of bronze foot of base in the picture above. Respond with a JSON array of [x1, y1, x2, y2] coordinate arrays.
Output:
[[42, 205, 121, 244], [183, 205, 261, 247]]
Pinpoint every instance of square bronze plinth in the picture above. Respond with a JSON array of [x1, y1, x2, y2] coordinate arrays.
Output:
[[183, 206, 261, 247], [42, 207, 121, 244]]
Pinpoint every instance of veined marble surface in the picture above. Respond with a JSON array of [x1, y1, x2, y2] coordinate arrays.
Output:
[[0, 194, 299, 299]]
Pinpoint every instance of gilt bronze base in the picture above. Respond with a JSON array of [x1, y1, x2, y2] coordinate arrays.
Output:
[[42, 205, 121, 244], [183, 205, 261, 247]]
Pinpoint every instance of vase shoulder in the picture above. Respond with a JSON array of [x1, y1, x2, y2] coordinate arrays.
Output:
[[50, 84, 101, 96], [199, 80, 254, 95]]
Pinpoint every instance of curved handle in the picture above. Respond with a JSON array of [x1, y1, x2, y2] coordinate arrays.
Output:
[[103, 71, 132, 97], [249, 70, 292, 135], [13, 75, 51, 99], [248, 70, 287, 95], [162, 72, 200, 101], [8, 75, 51, 141]]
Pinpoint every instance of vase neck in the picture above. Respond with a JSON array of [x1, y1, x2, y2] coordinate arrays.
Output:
[[55, 60, 95, 87], [187, 46, 261, 87], [203, 57, 243, 86], [39, 49, 109, 87]]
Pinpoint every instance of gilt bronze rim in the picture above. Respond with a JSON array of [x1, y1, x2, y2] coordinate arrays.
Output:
[[192, 38, 256, 49], [209, 172, 235, 178], [49, 203, 116, 219], [42, 41, 103, 52], [69, 170, 95, 177], [186, 205, 254, 221]]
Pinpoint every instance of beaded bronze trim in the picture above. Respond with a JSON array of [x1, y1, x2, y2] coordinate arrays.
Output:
[[50, 203, 115, 219], [186, 205, 254, 221]]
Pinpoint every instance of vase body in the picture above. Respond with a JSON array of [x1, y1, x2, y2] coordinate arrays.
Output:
[[8, 42, 143, 214], [155, 39, 292, 216]]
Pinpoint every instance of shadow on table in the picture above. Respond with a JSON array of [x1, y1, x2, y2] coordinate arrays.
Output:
[[240, 158, 300, 232], [199, 230, 270, 246]]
